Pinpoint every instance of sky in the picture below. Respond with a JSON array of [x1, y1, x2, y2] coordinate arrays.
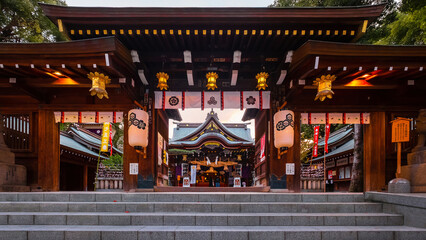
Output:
[[170, 109, 255, 140], [65, 0, 275, 7]]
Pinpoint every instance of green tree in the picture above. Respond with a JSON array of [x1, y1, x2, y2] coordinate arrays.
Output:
[[0, 0, 67, 42], [373, 5, 425, 45]]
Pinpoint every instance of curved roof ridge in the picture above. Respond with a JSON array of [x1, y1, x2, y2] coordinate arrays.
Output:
[[170, 132, 254, 149], [172, 111, 252, 143], [68, 126, 123, 154]]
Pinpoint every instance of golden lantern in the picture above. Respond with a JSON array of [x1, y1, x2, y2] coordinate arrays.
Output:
[[87, 72, 111, 99], [237, 155, 242, 161], [206, 72, 218, 90], [223, 165, 229, 171], [313, 74, 336, 101], [196, 164, 201, 171], [156, 72, 169, 90], [256, 72, 269, 90], [182, 155, 187, 161]]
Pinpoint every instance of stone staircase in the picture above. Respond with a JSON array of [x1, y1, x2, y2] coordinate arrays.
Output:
[[0, 192, 424, 240]]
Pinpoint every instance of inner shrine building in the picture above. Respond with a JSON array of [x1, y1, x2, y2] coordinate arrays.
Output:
[[0, 3, 425, 192]]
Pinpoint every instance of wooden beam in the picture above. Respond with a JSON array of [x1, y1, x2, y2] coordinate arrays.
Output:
[[363, 112, 386, 191], [286, 111, 301, 192], [37, 110, 60, 191], [10, 81, 46, 103], [123, 109, 139, 191]]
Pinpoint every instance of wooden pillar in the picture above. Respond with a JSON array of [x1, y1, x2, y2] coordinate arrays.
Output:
[[83, 165, 88, 191], [123, 110, 139, 191], [37, 110, 60, 191], [286, 111, 301, 192], [123, 107, 156, 191], [364, 112, 386, 191]]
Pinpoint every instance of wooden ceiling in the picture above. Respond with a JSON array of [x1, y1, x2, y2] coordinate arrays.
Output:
[[0, 37, 140, 105], [41, 4, 385, 91], [283, 41, 426, 112]]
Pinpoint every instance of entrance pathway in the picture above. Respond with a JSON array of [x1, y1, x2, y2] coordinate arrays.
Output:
[[0, 192, 424, 239]]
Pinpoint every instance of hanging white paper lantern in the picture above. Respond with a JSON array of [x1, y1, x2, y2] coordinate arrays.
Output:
[[128, 109, 149, 148], [274, 110, 294, 148]]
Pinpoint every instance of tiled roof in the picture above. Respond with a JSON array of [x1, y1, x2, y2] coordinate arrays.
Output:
[[60, 134, 107, 159], [311, 139, 354, 162], [318, 128, 353, 147], [70, 126, 123, 154]]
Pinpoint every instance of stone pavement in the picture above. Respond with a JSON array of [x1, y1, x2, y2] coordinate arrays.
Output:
[[0, 192, 423, 240]]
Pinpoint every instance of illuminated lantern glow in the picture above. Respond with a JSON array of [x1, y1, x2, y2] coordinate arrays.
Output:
[[274, 110, 294, 148], [156, 72, 169, 90], [128, 109, 149, 148], [345, 73, 375, 87], [237, 155, 242, 161], [206, 72, 218, 90], [223, 165, 229, 171], [88, 72, 111, 99], [196, 164, 201, 171], [313, 74, 336, 101], [256, 72, 269, 90]]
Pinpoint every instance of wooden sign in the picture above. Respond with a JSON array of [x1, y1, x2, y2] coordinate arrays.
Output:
[[286, 163, 295, 175], [129, 163, 138, 175], [234, 177, 241, 187], [183, 177, 190, 187], [390, 117, 412, 177], [391, 118, 411, 143]]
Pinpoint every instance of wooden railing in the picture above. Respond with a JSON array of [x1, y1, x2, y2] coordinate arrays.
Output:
[[96, 178, 123, 190], [300, 178, 324, 191], [1, 114, 31, 152], [96, 164, 123, 190]]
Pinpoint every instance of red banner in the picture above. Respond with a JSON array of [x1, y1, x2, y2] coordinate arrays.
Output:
[[324, 124, 330, 153], [313, 125, 320, 157], [260, 134, 266, 162]]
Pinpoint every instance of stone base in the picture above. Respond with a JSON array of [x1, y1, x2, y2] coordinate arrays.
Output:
[[0, 162, 27, 186], [388, 178, 411, 193], [401, 149, 426, 193], [0, 148, 15, 164], [407, 149, 426, 165]]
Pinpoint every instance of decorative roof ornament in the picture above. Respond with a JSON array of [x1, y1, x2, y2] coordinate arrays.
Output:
[[156, 72, 169, 90], [256, 72, 269, 90], [87, 72, 111, 99], [206, 72, 218, 90], [313, 74, 336, 101]]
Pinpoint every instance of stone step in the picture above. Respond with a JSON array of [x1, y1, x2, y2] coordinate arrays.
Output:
[[0, 192, 365, 203], [0, 225, 424, 240], [0, 202, 383, 213], [0, 212, 403, 226]]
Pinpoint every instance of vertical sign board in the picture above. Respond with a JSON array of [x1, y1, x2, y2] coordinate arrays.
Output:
[[390, 117, 411, 177], [286, 163, 295, 175], [234, 177, 241, 187], [100, 122, 110, 152], [391, 118, 410, 143], [183, 177, 190, 187], [129, 163, 138, 175], [190, 165, 197, 184]]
